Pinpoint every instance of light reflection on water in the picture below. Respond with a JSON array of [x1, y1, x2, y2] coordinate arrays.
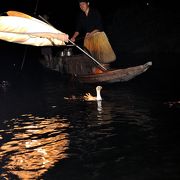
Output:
[[0, 114, 70, 179], [0, 67, 180, 179]]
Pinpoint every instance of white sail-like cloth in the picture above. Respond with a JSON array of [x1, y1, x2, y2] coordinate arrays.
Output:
[[0, 15, 68, 46]]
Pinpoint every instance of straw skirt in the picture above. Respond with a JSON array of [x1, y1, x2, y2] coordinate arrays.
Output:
[[84, 31, 116, 64]]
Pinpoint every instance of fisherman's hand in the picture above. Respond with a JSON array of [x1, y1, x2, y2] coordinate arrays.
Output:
[[70, 37, 76, 42], [86, 30, 99, 39], [85, 33, 91, 39]]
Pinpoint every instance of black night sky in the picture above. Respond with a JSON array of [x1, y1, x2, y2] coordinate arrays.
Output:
[[1, 0, 179, 34], [1, 0, 180, 68]]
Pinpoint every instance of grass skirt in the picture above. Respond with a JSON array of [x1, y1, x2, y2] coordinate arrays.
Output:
[[84, 31, 116, 63]]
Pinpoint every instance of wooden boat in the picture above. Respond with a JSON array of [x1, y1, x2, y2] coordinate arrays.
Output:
[[77, 61, 152, 84], [39, 52, 152, 84]]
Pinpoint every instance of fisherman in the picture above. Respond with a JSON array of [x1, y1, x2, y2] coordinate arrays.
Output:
[[70, 0, 116, 64]]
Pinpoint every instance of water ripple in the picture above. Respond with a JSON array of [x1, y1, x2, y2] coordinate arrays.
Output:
[[0, 114, 70, 179]]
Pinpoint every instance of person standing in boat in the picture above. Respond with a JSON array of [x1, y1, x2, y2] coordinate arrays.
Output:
[[70, 0, 116, 65]]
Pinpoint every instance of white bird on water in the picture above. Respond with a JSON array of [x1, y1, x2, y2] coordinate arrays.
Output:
[[64, 86, 103, 101], [83, 86, 102, 101]]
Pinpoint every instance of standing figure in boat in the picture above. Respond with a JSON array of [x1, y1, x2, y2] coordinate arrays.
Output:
[[70, 0, 116, 65]]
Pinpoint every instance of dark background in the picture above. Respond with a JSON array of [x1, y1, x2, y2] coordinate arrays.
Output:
[[1, 0, 179, 34], [1, 0, 180, 70]]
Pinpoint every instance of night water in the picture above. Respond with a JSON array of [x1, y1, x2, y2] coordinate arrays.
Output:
[[0, 54, 180, 180]]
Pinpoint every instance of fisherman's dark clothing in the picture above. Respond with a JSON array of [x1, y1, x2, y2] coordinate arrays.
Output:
[[75, 8, 103, 35]]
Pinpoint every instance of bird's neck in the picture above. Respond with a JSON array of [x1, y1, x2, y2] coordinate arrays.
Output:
[[96, 90, 102, 100]]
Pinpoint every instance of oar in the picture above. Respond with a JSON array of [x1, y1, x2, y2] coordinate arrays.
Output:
[[38, 15, 107, 71]]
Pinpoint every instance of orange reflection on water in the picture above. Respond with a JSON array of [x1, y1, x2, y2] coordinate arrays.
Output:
[[0, 114, 70, 179]]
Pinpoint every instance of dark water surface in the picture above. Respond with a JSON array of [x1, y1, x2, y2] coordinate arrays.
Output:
[[0, 55, 180, 180]]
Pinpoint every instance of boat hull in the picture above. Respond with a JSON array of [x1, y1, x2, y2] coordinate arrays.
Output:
[[39, 52, 152, 84], [77, 62, 152, 84]]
